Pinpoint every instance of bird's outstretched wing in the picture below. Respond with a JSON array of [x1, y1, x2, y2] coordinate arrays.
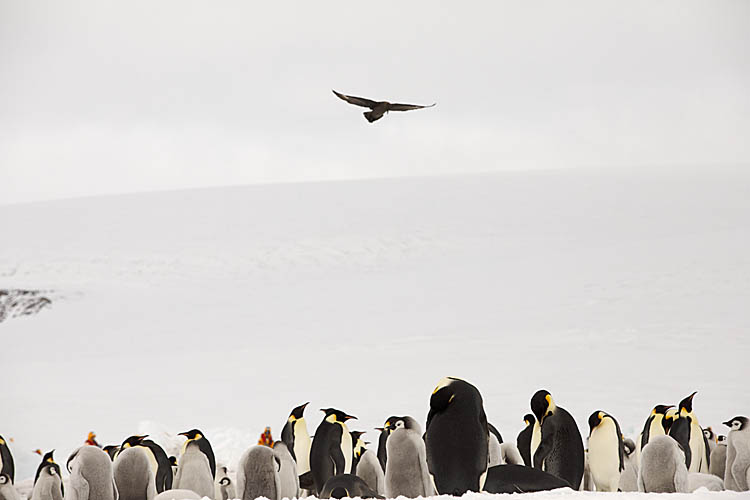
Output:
[[389, 102, 436, 112], [332, 90, 378, 108]]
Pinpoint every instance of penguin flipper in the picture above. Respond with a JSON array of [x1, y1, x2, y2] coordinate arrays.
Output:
[[298, 471, 315, 490], [330, 443, 346, 476], [533, 420, 556, 469]]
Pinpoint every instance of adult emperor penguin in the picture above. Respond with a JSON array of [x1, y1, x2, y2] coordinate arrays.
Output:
[[709, 436, 728, 479], [103, 446, 120, 461], [273, 442, 300, 499], [375, 427, 388, 472], [236, 445, 281, 500], [113, 446, 157, 500], [0, 435, 14, 484], [0, 473, 20, 500], [119, 435, 173, 493], [385, 416, 434, 498], [587, 411, 624, 491], [174, 440, 214, 499], [516, 414, 535, 467], [723, 415, 750, 491], [281, 402, 312, 477], [637, 435, 688, 493], [214, 466, 235, 500], [425, 377, 489, 495], [482, 464, 571, 493], [350, 431, 366, 474], [639, 404, 673, 451], [31, 451, 64, 500], [355, 447, 385, 495], [178, 429, 216, 479], [319, 474, 382, 499], [530, 389, 585, 490], [668, 392, 709, 473], [66, 445, 119, 500], [309, 408, 356, 494]]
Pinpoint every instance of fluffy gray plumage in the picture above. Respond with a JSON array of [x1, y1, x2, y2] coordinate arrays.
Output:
[[499, 443, 524, 466], [710, 444, 727, 479], [154, 490, 200, 500], [637, 436, 688, 493], [114, 447, 156, 500], [0, 474, 20, 500], [31, 465, 63, 500], [175, 441, 214, 499], [488, 433, 502, 467], [273, 442, 300, 499], [618, 438, 639, 492], [236, 446, 281, 500], [214, 466, 235, 500], [355, 450, 385, 495], [66, 446, 118, 500], [725, 416, 750, 491], [384, 427, 433, 498], [688, 472, 724, 491]]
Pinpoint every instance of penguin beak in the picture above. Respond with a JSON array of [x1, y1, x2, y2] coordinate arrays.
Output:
[[374, 427, 384, 432], [723, 420, 732, 427], [345, 415, 357, 421]]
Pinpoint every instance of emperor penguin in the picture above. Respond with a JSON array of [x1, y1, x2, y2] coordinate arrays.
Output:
[[174, 440, 214, 499], [350, 431, 366, 474], [618, 438, 639, 492], [273, 442, 300, 499], [31, 450, 64, 500], [668, 392, 709, 472], [482, 464, 571, 493], [587, 411, 624, 491], [530, 389, 585, 490], [709, 436, 727, 479], [355, 448, 385, 495], [384, 416, 433, 498], [104, 446, 120, 461], [637, 435, 688, 493], [516, 414, 535, 467], [66, 445, 119, 500], [723, 415, 750, 491], [154, 490, 200, 500], [0, 473, 20, 500], [0, 435, 14, 484], [488, 423, 503, 466], [687, 472, 724, 491], [178, 429, 216, 479], [214, 465, 235, 500], [309, 408, 356, 494], [319, 474, 382, 499], [704, 427, 717, 454], [32, 451, 64, 500], [280, 402, 312, 477], [236, 445, 281, 500], [499, 443, 524, 466], [113, 446, 157, 500], [639, 404, 673, 451], [375, 427, 388, 472], [119, 435, 173, 493], [424, 377, 489, 495]]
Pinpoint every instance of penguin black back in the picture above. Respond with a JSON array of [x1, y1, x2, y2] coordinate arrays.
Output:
[[0, 435, 14, 483], [375, 428, 388, 472], [103, 446, 120, 461], [140, 438, 174, 492], [668, 414, 693, 469], [425, 377, 489, 495], [516, 414, 536, 467], [488, 423, 503, 444], [309, 408, 357, 494], [483, 464, 571, 493], [319, 474, 383, 499], [641, 405, 673, 450], [281, 402, 309, 462], [179, 429, 216, 478]]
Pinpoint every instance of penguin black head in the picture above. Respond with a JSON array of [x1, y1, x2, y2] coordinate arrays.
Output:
[[723, 416, 748, 431], [120, 435, 147, 449], [678, 391, 697, 415], [102, 445, 119, 460], [383, 416, 400, 432], [652, 404, 674, 415], [178, 429, 205, 440], [320, 408, 357, 422], [41, 450, 55, 463], [351, 430, 365, 440], [523, 413, 536, 427], [289, 402, 310, 421], [530, 389, 555, 423], [588, 411, 606, 434], [662, 407, 678, 433], [429, 377, 462, 414], [169, 456, 178, 466], [623, 438, 636, 456], [718, 435, 727, 443], [703, 427, 715, 441]]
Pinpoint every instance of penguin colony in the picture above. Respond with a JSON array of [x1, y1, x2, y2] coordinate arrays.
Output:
[[2, 380, 749, 500]]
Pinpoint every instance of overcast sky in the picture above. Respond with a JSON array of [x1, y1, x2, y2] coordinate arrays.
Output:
[[1, 0, 748, 204]]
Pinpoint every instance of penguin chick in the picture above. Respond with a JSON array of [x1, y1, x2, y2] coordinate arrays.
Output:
[[0, 474, 20, 500], [154, 490, 200, 500], [178, 429, 216, 479], [66, 446, 118, 500], [174, 440, 214, 499], [709, 440, 727, 479], [385, 419, 433, 498], [236, 445, 281, 500], [354, 449, 385, 495], [214, 466, 234, 500], [31, 453, 63, 500], [34, 450, 64, 497], [113, 446, 157, 500], [637, 435, 689, 493], [688, 472, 724, 491], [273, 442, 300, 499], [723, 416, 750, 491]]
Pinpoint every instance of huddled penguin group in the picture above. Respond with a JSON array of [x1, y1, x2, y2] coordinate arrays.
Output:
[[2, 380, 749, 499]]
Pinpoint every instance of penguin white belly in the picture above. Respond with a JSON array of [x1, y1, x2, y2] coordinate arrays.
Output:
[[688, 421, 706, 472], [293, 420, 311, 474], [141, 446, 160, 477], [588, 420, 621, 491], [339, 425, 353, 474], [530, 422, 542, 467]]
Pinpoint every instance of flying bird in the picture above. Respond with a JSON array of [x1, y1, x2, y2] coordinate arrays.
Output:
[[332, 90, 435, 123]]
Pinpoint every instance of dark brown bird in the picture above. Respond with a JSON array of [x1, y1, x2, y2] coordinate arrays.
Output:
[[332, 90, 435, 123]]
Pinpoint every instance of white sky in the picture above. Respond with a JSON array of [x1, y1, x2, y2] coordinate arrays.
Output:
[[1, 0, 749, 204]]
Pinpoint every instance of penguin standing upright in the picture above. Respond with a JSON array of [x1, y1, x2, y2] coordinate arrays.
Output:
[[530, 390, 585, 490], [375, 427, 388, 472], [668, 392, 709, 473], [273, 442, 300, 500], [710, 436, 728, 479], [119, 435, 173, 494], [174, 440, 214, 499], [236, 445, 281, 500], [309, 408, 357, 494], [384, 416, 433, 498], [639, 405, 673, 451], [31, 451, 64, 500], [214, 466, 235, 500], [281, 402, 312, 477], [113, 446, 157, 500], [637, 435, 688, 493], [516, 414, 535, 467], [704, 427, 717, 455], [0, 473, 20, 500], [66, 446, 118, 500], [424, 377, 489, 495], [488, 423, 503, 466], [350, 431, 366, 474], [354, 447, 385, 495], [0, 435, 14, 484], [618, 438, 639, 492], [723, 416, 750, 491], [178, 430, 216, 479], [587, 411, 624, 491]]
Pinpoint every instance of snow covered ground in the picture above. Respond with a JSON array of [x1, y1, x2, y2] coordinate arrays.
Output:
[[2, 166, 749, 494]]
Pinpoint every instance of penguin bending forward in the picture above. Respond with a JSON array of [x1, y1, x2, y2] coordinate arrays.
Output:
[[482, 464, 570, 493], [319, 474, 383, 499]]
